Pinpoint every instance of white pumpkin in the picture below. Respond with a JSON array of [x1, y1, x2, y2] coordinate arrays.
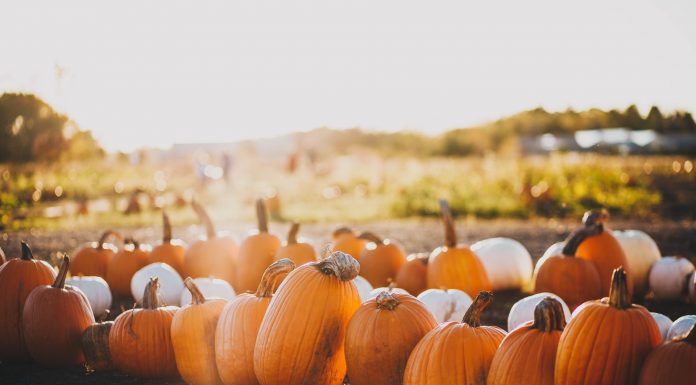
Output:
[[648, 257, 695, 301], [613, 230, 661, 295], [667, 315, 696, 341], [66, 276, 112, 318], [507, 292, 572, 332], [417, 289, 473, 323], [366, 287, 410, 301], [353, 275, 374, 302], [179, 277, 236, 306], [650, 312, 673, 342], [471, 237, 533, 291], [131, 263, 184, 306], [532, 241, 565, 282]]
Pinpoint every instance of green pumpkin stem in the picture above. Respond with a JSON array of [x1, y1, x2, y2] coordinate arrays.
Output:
[[20, 241, 35, 260], [376, 291, 400, 311], [162, 211, 172, 243], [192, 200, 216, 239], [256, 259, 296, 297], [53, 256, 70, 289], [440, 199, 457, 248], [287, 223, 300, 245], [462, 291, 493, 327], [256, 198, 269, 233], [316, 251, 360, 281], [608, 267, 631, 309], [357, 231, 383, 245], [142, 277, 162, 309], [97, 230, 124, 250], [184, 277, 206, 305], [532, 297, 567, 332]]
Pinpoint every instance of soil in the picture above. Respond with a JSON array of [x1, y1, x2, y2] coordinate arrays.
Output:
[[1, 218, 695, 384]]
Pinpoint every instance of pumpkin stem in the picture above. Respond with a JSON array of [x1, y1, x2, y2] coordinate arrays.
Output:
[[316, 251, 360, 281], [376, 291, 399, 310], [581, 209, 608, 231], [608, 267, 631, 309], [162, 211, 172, 243], [184, 277, 206, 305], [20, 241, 35, 260], [99, 309, 110, 323], [287, 222, 300, 245], [192, 200, 216, 239], [532, 297, 567, 332], [97, 230, 124, 250], [440, 199, 457, 248], [53, 255, 70, 289], [142, 277, 162, 309], [123, 237, 140, 250], [256, 198, 269, 233], [255, 258, 296, 297], [358, 231, 383, 244], [332, 227, 354, 239], [462, 291, 493, 327], [561, 222, 603, 256]]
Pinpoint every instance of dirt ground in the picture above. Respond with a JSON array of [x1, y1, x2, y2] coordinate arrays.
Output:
[[1, 219, 695, 385]]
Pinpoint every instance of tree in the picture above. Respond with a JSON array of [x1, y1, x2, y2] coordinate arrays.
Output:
[[645, 106, 664, 132]]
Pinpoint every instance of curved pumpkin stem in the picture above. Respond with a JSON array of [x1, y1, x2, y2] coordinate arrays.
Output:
[[561, 222, 603, 256], [256, 198, 269, 233], [20, 241, 35, 260], [332, 227, 354, 239], [123, 237, 140, 250], [440, 199, 457, 248], [582, 209, 608, 231], [53, 256, 70, 289], [316, 251, 360, 281], [255, 259, 296, 297], [287, 223, 300, 245], [376, 291, 399, 310], [142, 277, 162, 309], [97, 230, 124, 250], [462, 291, 493, 327], [608, 267, 631, 309], [183, 277, 206, 305], [358, 231, 383, 245], [532, 297, 566, 332], [162, 211, 172, 243], [192, 200, 216, 240]]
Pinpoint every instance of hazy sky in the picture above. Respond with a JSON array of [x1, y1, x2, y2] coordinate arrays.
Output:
[[2, 0, 695, 151]]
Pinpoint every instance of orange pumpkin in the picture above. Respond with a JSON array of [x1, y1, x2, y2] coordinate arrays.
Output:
[[638, 324, 696, 385], [575, 209, 633, 296], [215, 259, 296, 385], [183, 200, 239, 287], [488, 297, 567, 385], [105, 237, 150, 297], [110, 277, 179, 378], [403, 291, 506, 385], [148, 211, 186, 275], [346, 291, 437, 385], [358, 232, 407, 288], [82, 312, 114, 372], [23, 256, 95, 367], [555, 267, 661, 385], [331, 227, 367, 260], [0, 242, 56, 362], [427, 200, 492, 297], [534, 226, 602, 310], [254, 251, 361, 385], [171, 278, 227, 385], [274, 223, 316, 266], [235, 199, 281, 292], [70, 230, 123, 278], [395, 252, 429, 296]]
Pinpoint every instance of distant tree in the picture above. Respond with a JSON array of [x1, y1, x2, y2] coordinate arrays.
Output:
[[645, 106, 664, 132], [623, 104, 645, 130]]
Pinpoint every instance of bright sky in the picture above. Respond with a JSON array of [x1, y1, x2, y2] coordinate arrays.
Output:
[[1, 0, 695, 151]]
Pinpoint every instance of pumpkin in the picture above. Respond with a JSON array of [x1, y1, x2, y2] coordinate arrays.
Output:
[[235, 199, 282, 292], [533, 225, 602, 310], [180, 277, 236, 306], [648, 257, 694, 301], [532, 241, 565, 283], [171, 278, 227, 385], [215, 259, 295, 385], [358, 232, 407, 288], [110, 277, 179, 377], [148, 211, 187, 275], [508, 292, 572, 332], [331, 227, 367, 260], [183, 200, 239, 287], [82, 312, 114, 372], [131, 262, 183, 306], [346, 291, 438, 385], [353, 275, 374, 302], [395, 252, 429, 296], [365, 284, 410, 300], [650, 312, 673, 342], [613, 229, 661, 297], [0, 245, 5, 265], [689, 272, 696, 303], [23, 256, 95, 367], [667, 315, 696, 341], [403, 291, 506, 385], [254, 251, 361, 385], [66, 276, 113, 318], [274, 222, 317, 266], [488, 297, 567, 385], [416, 288, 473, 323], [638, 324, 696, 385], [70, 230, 123, 278], [426, 200, 491, 297], [555, 267, 661, 385], [470, 237, 533, 291], [574, 209, 633, 296], [105, 237, 150, 297], [0, 242, 56, 362]]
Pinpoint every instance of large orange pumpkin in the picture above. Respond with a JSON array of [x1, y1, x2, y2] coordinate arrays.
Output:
[[105, 237, 150, 297], [254, 251, 361, 385], [403, 291, 506, 385], [638, 324, 696, 385], [555, 267, 661, 385], [488, 297, 567, 385], [171, 277, 227, 385], [23, 256, 95, 367], [235, 199, 281, 292], [358, 232, 407, 288], [215, 259, 296, 385], [274, 223, 316, 266], [109, 277, 179, 378], [346, 291, 437, 385], [70, 230, 122, 278], [331, 227, 367, 260], [148, 211, 186, 275], [0, 242, 56, 362], [427, 200, 491, 297], [395, 252, 429, 296]]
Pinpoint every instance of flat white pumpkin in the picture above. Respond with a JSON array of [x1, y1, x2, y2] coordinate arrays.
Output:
[[508, 292, 572, 332], [131, 263, 184, 306], [471, 237, 533, 291], [650, 312, 673, 342], [66, 276, 112, 318], [353, 275, 374, 302], [417, 288, 473, 323], [179, 277, 236, 306], [613, 230, 661, 295], [667, 315, 696, 341], [648, 257, 695, 301]]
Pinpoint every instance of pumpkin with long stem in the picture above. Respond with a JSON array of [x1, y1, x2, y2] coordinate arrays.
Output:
[[105, 237, 150, 297], [274, 222, 317, 266], [395, 252, 429, 296], [71, 230, 123, 278], [346, 291, 437, 385], [426, 200, 491, 297], [23, 256, 95, 367], [254, 251, 361, 385], [638, 324, 696, 385], [235, 199, 282, 292], [358, 231, 407, 288], [331, 227, 367, 260], [82, 311, 114, 372], [215, 259, 296, 385], [488, 297, 567, 385], [555, 267, 661, 385], [403, 291, 506, 385], [148, 211, 187, 275], [0, 242, 56, 362]]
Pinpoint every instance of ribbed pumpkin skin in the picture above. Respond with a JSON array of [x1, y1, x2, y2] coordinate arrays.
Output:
[[576, 230, 632, 296], [183, 237, 238, 286], [235, 233, 281, 292], [253, 263, 361, 385], [149, 243, 186, 276], [427, 246, 491, 298], [71, 243, 116, 278], [106, 247, 149, 297], [534, 255, 601, 310], [359, 242, 407, 288], [487, 325, 561, 385], [638, 334, 696, 385], [345, 293, 437, 385], [332, 234, 366, 261], [82, 321, 114, 372], [274, 243, 316, 266], [395, 254, 429, 296]]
